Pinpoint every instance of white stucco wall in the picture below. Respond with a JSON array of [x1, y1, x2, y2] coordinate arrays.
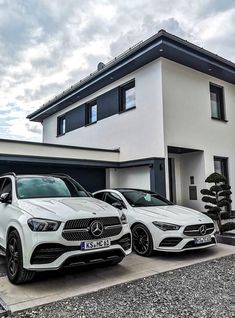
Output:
[[107, 166, 151, 190], [43, 59, 165, 162], [162, 59, 235, 208]]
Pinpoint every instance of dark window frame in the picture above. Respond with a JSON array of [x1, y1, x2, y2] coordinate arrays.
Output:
[[214, 156, 229, 182], [57, 115, 66, 136], [209, 83, 227, 122], [85, 100, 98, 126], [119, 80, 136, 113]]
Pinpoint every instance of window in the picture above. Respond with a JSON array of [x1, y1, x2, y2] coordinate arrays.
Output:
[[104, 192, 125, 207], [0, 178, 12, 201], [57, 116, 66, 136], [16, 176, 88, 199], [93, 192, 104, 200], [120, 80, 135, 112], [210, 83, 225, 120], [214, 157, 229, 181], [86, 101, 97, 125]]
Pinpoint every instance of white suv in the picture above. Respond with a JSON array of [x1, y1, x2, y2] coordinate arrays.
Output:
[[0, 173, 131, 284]]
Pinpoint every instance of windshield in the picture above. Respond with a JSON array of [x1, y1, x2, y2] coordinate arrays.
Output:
[[16, 176, 89, 199], [122, 190, 173, 207]]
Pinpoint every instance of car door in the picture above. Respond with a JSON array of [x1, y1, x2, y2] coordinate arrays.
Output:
[[0, 178, 13, 247]]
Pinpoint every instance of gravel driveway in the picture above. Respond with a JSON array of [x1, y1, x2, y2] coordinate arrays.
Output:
[[6, 254, 235, 318]]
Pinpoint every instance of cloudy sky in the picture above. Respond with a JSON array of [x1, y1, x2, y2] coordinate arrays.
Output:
[[0, 0, 234, 142]]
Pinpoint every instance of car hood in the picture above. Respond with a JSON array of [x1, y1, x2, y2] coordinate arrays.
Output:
[[134, 205, 212, 225], [18, 197, 120, 222]]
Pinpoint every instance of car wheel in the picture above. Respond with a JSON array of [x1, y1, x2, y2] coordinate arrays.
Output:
[[6, 230, 35, 284], [132, 224, 153, 257]]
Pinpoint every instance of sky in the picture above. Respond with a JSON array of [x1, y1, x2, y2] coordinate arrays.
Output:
[[0, 0, 234, 142]]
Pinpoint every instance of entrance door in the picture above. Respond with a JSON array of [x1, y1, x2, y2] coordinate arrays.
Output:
[[168, 158, 176, 203]]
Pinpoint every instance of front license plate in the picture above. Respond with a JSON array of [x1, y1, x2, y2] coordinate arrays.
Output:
[[81, 239, 111, 251], [194, 236, 212, 245]]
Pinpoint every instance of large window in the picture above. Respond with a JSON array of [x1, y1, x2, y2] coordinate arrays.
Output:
[[86, 101, 97, 125], [120, 80, 135, 112], [57, 116, 66, 136], [210, 83, 226, 121], [214, 157, 229, 181]]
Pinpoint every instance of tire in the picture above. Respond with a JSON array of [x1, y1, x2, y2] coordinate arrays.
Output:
[[132, 223, 153, 257], [6, 230, 35, 284]]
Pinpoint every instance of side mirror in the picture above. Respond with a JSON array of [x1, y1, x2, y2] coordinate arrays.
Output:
[[0, 193, 10, 203], [112, 202, 124, 210]]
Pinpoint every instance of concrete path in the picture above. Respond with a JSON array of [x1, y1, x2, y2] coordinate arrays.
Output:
[[0, 243, 234, 313]]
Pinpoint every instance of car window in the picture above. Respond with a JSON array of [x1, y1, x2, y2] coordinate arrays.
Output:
[[105, 192, 125, 206], [0, 178, 5, 193], [0, 178, 12, 200], [93, 192, 104, 200], [122, 190, 173, 207], [16, 176, 88, 199]]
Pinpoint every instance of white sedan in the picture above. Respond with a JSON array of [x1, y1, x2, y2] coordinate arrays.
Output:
[[93, 188, 216, 256]]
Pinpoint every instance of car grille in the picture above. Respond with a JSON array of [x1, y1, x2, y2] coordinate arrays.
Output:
[[62, 217, 122, 241], [183, 223, 214, 236], [159, 237, 183, 247]]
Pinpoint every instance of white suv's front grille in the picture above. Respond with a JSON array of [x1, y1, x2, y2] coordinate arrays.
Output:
[[62, 217, 122, 241]]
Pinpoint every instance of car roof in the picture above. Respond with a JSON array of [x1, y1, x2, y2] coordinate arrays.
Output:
[[0, 173, 71, 179]]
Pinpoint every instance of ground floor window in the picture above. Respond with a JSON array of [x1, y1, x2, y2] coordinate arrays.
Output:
[[214, 156, 229, 181]]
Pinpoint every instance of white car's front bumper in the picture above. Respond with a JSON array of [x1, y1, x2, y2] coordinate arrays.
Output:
[[22, 223, 131, 271], [150, 223, 217, 252]]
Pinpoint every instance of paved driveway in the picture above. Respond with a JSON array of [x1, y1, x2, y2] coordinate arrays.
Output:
[[0, 243, 234, 313]]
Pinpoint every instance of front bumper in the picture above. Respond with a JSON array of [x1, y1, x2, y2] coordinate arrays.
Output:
[[23, 224, 131, 271], [150, 222, 217, 252]]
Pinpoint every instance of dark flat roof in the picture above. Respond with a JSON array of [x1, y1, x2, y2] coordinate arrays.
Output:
[[28, 30, 235, 122]]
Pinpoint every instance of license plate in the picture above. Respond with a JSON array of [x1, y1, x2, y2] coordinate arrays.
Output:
[[80, 239, 111, 250], [194, 236, 212, 244]]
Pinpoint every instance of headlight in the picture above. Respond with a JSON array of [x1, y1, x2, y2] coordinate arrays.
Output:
[[153, 221, 181, 231], [120, 213, 127, 224], [28, 218, 61, 232]]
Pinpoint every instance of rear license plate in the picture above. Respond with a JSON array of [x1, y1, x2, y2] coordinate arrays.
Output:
[[194, 236, 212, 245], [81, 239, 111, 250]]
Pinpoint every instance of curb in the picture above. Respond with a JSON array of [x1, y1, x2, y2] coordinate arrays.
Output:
[[216, 233, 235, 246], [0, 297, 10, 317]]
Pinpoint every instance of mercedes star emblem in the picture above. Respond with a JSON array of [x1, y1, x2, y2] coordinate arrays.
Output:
[[199, 224, 207, 236], [90, 220, 104, 238]]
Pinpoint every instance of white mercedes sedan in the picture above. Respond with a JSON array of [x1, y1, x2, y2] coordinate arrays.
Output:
[[93, 188, 216, 256]]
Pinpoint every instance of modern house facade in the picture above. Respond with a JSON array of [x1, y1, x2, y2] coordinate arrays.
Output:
[[27, 30, 235, 212]]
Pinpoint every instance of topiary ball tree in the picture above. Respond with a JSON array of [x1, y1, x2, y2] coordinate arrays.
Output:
[[200, 172, 232, 234]]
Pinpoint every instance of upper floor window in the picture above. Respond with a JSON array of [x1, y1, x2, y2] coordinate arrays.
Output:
[[57, 116, 66, 136], [120, 80, 135, 112], [86, 101, 97, 125], [210, 83, 225, 121], [214, 157, 229, 180]]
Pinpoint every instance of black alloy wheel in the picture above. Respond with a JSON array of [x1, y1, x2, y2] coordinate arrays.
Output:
[[6, 230, 35, 284], [132, 224, 153, 257]]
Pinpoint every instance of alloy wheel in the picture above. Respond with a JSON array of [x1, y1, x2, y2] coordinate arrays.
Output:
[[7, 237, 19, 277], [132, 225, 150, 255]]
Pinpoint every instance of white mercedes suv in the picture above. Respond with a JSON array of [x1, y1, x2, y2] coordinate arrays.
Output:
[[0, 173, 131, 284], [93, 189, 217, 256]]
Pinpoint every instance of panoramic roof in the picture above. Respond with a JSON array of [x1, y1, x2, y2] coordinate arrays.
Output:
[[28, 30, 235, 122]]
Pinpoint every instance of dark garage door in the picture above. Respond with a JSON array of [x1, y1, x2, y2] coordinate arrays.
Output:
[[0, 161, 106, 192]]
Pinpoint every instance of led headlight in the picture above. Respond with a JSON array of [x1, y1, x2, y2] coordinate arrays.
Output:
[[153, 221, 181, 231], [120, 213, 127, 224], [28, 218, 61, 232]]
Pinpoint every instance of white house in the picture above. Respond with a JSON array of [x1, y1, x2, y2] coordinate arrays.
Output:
[[27, 30, 235, 211]]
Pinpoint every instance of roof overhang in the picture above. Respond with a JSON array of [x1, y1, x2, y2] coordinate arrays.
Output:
[[28, 30, 235, 122]]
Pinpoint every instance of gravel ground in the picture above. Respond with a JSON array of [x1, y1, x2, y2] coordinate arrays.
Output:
[[5, 254, 235, 318]]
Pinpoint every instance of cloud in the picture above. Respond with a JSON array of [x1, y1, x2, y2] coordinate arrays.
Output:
[[0, 0, 234, 142]]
